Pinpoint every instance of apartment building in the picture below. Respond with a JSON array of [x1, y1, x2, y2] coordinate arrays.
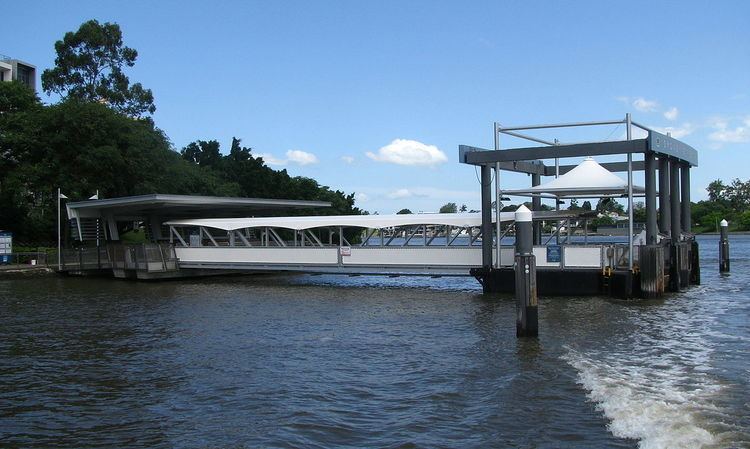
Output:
[[0, 54, 36, 91]]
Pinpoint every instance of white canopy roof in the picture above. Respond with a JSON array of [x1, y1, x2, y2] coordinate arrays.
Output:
[[502, 157, 646, 198], [165, 212, 505, 231]]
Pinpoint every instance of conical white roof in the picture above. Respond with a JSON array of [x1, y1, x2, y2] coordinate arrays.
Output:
[[503, 157, 645, 198]]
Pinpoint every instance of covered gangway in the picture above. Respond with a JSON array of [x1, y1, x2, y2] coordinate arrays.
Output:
[[162, 210, 593, 276]]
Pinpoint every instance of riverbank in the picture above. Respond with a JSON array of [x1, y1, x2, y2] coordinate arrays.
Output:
[[0, 264, 54, 278]]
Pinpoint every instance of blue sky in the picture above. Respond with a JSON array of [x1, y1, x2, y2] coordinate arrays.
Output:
[[5, 0, 749, 213]]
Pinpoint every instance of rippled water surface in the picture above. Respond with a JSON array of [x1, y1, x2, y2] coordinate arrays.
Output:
[[1, 235, 748, 448]]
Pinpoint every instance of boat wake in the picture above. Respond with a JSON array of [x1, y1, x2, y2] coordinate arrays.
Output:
[[563, 347, 721, 449]]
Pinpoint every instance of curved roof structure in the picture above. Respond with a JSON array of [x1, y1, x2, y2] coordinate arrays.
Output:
[[502, 157, 646, 198], [165, 210, 580, 231], [166, 213, 495, 231]]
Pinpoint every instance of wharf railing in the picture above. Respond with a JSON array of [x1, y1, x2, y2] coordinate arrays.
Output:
[[60, 246, 111, 271], [59, 243, 178, 273], [108, 243, 178, 273]]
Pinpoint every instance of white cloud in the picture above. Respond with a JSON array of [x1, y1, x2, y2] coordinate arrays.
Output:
[[387, 188, 414, 199], [341, 155, 355, 164], [651, 123, 694, 139], [632, 97, 659, 112], [286, 149, 318, 165], [257, 153, 286, 165], [256, 149, 319, 166], [664, 107, 679, 121], [366, 139, 447, 166], [355, 192, 369, 202], [708, 117, 750, 143]]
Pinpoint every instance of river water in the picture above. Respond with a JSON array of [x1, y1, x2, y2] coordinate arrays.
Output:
[[1, 235, 748, 448]]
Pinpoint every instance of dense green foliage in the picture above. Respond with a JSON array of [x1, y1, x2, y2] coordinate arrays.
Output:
[[439, 202, 457, 213], [2, 20, 361, 244], [0, 82, 360, 242], [41, 20, 156, 117], [692, 178, 750, 232]]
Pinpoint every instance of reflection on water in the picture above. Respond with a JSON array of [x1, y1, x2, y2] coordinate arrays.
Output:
[[0, 235, 748, 448]]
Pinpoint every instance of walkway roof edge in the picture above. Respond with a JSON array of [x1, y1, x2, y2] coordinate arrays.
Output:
[[66, 194, 331, 210], [164, 210, 582, 232]]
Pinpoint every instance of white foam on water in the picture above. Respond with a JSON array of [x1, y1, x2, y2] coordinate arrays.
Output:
[[564, 349, 720, 449]]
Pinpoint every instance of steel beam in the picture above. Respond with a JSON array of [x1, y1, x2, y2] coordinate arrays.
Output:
[[458, 146, 546, 174], [461, 140, 648, 165], [499, 119, 624, 131], [499, 129, 558, 146]]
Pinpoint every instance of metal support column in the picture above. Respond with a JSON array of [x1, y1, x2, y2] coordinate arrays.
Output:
[[659, 157, 671, 236], [670, 160, 681, 241], [494, 123, 501, 267], [681, 164, 691, 233], [626, 113, 634, 270], [481, 164, 493, 269], [669, 159, 682, 292], [645, 151, 658, 244], [532, 174, 541, 245], [495, 162, 501, 267]]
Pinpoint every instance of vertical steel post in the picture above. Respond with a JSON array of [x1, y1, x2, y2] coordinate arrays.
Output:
[[681, 164, 691, 233], [670, 160, 681, 241], [555, 144, 560, 245], [514, 205, 537, 338], [645, 151, 657, 244], [494, 123, 501, 268], [668, 159, 682, 292], [720, 219, 730, 272], [626, 113, 634, 270], [532, 174, 541, 245], [659, 157, 671, 236], [481, 164, 493, 269], [495, 161, 501, 267], [57, 187, 61, 271]]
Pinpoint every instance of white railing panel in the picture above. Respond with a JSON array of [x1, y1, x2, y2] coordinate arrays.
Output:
[[344, 247, 482, 267], [533, 247, 561, 267], [175, 247, 338, 265], [498, 246, 515, 267], [564, 246, 603, 268]]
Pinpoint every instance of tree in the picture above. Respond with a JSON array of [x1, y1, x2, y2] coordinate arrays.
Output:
[[632, 201, 646, 223], [726, 178, 750, 210], [459, 204, 468, 212], [41, 19, 155, 117], [582, 200, 592, 211], [397, 208, 412, 214], [439, 202, 457, 213], [596, 198, 625, 215], [568, 198, 580, 210], [706, 179, 727, 202], [181, 140, 222, 167]]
